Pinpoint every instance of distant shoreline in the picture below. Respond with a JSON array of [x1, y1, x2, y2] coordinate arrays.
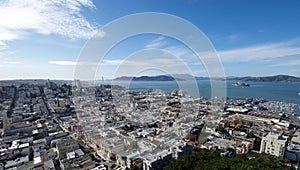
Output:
[[113, 74, 300, 82], [1, 74, 300, 84]]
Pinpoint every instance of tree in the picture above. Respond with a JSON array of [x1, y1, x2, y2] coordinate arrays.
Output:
[[247, 121, 254, 127], [253, 137, 262, 151], [164, 149, 294, 170], [87, 151, 94, 159], [247, 131, 255, 138], [129, 164, 139, 170], [288, 130, 295, 140]]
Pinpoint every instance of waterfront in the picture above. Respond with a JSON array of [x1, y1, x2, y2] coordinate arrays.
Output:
[[107, 80, 300, 104]]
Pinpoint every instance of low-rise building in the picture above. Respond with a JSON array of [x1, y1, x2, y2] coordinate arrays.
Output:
[[285, 131, 300, 162], [260, 133, 287, 157], [56, 137, 79, 159], [5, 155, 30, 169], [60, 155, 96, 170]]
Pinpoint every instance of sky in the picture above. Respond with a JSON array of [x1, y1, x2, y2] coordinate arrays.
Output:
[[0, 0, 300, 80]]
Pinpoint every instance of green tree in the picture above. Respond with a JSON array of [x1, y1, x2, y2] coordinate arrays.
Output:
[[130, 164, 139, 170], [164, 149, 294, 170], [288, 130, 295, 140]]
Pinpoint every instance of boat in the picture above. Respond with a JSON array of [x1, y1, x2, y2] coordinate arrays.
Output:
[[298, 92, 300, 96], [232, 82, 250, 87]]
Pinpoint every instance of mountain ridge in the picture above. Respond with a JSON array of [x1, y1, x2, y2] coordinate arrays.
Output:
[[228, 75, 300, 82], [113, 74, 300, 82]]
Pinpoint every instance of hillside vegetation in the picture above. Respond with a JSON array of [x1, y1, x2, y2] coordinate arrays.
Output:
[[164, 149, 294, 170]]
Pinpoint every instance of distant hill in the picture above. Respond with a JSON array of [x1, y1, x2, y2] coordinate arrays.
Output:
[[195, 77, 210, 80], [114, 75, 177, 81], [113, 76, 133, 81], [113, 74, 300, 82], [228, 75, 300, 82]]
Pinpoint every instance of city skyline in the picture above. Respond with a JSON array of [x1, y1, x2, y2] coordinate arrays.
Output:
[[1, 0, 300, 80]]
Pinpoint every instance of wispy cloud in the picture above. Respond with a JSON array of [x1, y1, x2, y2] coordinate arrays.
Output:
[[270, 54, 300, 66], [226, 34, 239, 42], [48, 57, 188, 74], [144, 37, 213, 65], [0, 0, 99, 51], [48, 60, 103, 66], [144, 36, 300, 68], [218, 39, 300, 62], [48, 60, 77, 66], [109, 56, 194, 78], [145, 36, 167, 48], [101, 59, 124, 66], [273, 59, 300, 66], [164, 45, 192, 57], [0, 60, 21, 68], [5, 61, 21, 64], [100, 57, 186, 67], [0, 41, 9, 53]]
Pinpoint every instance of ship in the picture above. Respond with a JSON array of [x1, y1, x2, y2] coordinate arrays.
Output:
[[232, 82, 250, 87]]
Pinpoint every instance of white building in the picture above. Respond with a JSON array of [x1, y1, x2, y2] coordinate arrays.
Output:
[[260, 133, 287, 157]]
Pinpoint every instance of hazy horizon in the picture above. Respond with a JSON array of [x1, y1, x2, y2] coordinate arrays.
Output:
[[1, 74, 300, 81]]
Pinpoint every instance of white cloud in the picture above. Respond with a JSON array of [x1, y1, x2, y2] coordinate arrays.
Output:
[[48, 60, 77, 66], [164, 45, 192, 57], [150, 37, 300, 67], [270, 54, 300, 66], [101, 59, 125, 66], [273, 60, 300, 66], [5, 61, 21, 64], [145, 36, 166, 48], [49, 60, 102, 66], [100, 57, 186, 68], [143, 36, 300, 69], [49, 59, 136, 67], [94, 30, 106, 38], [217, 39, 300, 62], [0, 60, 21, 67], [150, 57, 185, 66], [100, 59, 141, 66], [145, 37, 206, 65], [0, 0, 98, 50], [0, 40, 8, 51]]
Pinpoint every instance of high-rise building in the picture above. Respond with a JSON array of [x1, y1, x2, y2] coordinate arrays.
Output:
[[260, 133, 287, 157]]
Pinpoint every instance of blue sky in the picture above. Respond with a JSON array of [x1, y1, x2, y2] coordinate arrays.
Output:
[[0, 0, 300, 80]]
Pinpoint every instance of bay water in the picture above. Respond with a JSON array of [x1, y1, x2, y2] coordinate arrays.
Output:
[[104, 80, 300, 104]]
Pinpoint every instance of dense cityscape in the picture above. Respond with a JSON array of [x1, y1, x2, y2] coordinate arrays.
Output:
[[1, 0, 300, 169], [0, 79, 300, 169]]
